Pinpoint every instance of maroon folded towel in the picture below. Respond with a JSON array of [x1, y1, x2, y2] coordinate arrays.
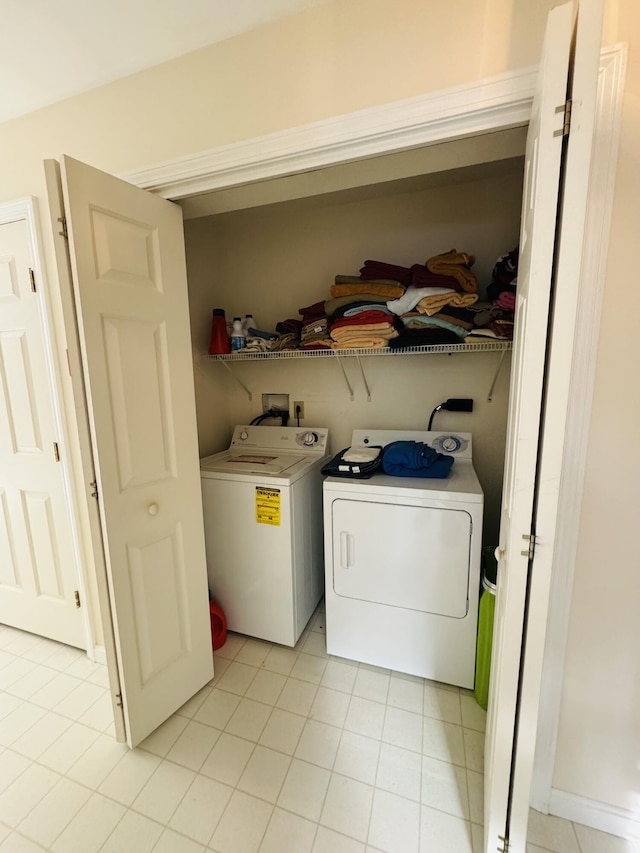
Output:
[[409, 264, 462, 291], [298, 300, 326, 321], [359, 260, 412, 287], [330, 310, 392, 329]]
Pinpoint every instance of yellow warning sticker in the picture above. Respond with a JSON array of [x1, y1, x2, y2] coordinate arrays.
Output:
[[256, 487, 281, 526]]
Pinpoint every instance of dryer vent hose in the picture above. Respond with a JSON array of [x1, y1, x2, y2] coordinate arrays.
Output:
[[250, 408, 290, 426]]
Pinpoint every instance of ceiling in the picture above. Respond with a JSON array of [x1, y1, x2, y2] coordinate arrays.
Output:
[[1, 0, 329, 125]]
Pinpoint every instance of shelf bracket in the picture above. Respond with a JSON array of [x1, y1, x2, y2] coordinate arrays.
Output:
[[334, 356, 355, 401], [487, 348, 508, 402], [217, 356, 252, 400], [354, 355, 372, 402]]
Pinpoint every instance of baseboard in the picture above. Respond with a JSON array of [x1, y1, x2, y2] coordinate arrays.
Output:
[[89, 644, 107, 666], [549, 788, 640, 842]]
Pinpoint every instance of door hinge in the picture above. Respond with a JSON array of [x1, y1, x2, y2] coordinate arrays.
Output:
[[90, 479, 99, 499], [74, 589, 81, 608], [115, 692, 123, 708], [554, 99, 572, 138], [28, 268, 36, 292], [58, 216, 68, 239], [53, 441, 60, 462], [498, 835, 511, 852], [521, 533, 536, 560]]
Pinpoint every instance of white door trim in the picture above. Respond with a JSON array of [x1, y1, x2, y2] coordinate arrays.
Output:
[[530, 42, 627, 817], [0, 195, 92, 653], [121, 66, 537, 199]]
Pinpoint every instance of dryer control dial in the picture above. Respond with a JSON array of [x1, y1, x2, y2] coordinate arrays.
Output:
[[432, 434, 468, 454], [239, 429, 249, 441]]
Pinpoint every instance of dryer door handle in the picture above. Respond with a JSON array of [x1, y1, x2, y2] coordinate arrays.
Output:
[[340, 531, 355, 568]]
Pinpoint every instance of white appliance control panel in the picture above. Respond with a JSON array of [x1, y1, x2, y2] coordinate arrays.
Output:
[[230, 425, 329, 454], [353, 430, 472, 460]]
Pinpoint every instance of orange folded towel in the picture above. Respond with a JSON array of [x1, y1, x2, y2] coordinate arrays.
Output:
[[330, 282, 406, 300], [426, 250, 479, 293], [416, 292, 479, 316]]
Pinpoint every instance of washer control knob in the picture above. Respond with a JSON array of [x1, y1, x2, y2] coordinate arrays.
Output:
[[239, 430, 249, 441], [441, 436, 461, 453], [302, 431, 317, 446]]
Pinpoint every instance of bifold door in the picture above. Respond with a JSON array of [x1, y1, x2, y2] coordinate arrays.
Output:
[[55, 156, 213, 746]]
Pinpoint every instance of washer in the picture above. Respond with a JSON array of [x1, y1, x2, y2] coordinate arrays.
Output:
[[323, 429, 483, 688], [201, 425, 330, 646]]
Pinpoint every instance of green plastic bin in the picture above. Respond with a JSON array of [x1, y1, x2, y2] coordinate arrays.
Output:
[[474, 547, 498, 710]]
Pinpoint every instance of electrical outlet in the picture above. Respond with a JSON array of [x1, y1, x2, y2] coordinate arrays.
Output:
[[294, 401, 305, 419]]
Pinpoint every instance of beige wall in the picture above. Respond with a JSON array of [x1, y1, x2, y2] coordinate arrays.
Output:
[[185, 167, 523, 543], [551, 0, 640, 815]]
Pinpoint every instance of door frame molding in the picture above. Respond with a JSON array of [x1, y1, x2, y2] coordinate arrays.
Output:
[[121, 65, 538, 199], [530, 42, 627, 826], [121, 51, 623, 817], [0, 195, 92, 653]]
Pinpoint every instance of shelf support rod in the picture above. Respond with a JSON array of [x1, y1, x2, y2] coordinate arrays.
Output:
[[335, 356, 355, 401], [354, 355, 372, 402], [217, 357, 252, 400], [487, 348, 508, 402]]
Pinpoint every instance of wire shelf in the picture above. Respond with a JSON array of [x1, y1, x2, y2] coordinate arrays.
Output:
[[206, 341, 512, 362]]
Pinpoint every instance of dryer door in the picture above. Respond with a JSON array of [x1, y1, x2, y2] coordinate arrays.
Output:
[[331, 498, 472, 618]]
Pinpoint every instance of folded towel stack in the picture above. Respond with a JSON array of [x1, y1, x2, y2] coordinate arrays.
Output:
[[425, 249, 479, 294]]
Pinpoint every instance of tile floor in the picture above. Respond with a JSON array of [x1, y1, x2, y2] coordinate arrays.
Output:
[[0, 606, 635, 852]]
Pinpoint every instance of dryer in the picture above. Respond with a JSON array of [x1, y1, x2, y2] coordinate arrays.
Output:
[[323, 429, 483, 688], [201, 425, 329, 646]]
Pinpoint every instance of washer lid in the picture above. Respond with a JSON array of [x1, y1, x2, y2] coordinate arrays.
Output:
[[201, 450, 311, 476]]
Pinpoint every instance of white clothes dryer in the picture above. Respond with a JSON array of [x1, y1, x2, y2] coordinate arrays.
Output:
[[323, 429, 483, 689], [201, 425, 329, 646]]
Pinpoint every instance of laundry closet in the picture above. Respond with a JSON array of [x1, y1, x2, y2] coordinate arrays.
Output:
[[181, 127, 526, 544]]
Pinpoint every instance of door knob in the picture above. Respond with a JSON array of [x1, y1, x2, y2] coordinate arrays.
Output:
[[148, 503, 159, 516], [495, 545, 505, 561]]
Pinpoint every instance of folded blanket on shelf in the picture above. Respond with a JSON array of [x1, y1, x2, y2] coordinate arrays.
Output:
[[276, 319, 303, 335], [416, 292, 479, 315], [496, 291, 516, 311], [341, 303, 393, 318], [247, 327, 278, 340], [359, 260, 412, 287], [331, 310, 393, 329], [382, 441, 454, 478], [299, 339, 333, 350], [271, 332, 301, 351], [389, 328, 462, 349], [331, 324, 398, 341], [387, 286, 455, 316], [426, 249, 479, 293], [244, 337, 275, 353], [409, 264, 462, 291], [428, 311, 475, 331], [335, 275, 403, 286], [298, 300, 326, 321], [325, 294, 392, 316], [331, 282, 406, 299], [401, 314, 468, 340], [467, 319, 514, 340], [331, 338, 391, 349]]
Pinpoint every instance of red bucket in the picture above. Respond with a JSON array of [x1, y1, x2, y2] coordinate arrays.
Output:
[[209, 600, 227, 650]]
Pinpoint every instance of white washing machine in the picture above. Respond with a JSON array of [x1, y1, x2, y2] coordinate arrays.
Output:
[[323, 429, 483, 688], [201, 425, 330, 646]]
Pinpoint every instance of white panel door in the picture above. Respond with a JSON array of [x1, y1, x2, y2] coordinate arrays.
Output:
[[484, 3, 574, 850], [60, 156, 213, 747], [0, 210, 84, 648]]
